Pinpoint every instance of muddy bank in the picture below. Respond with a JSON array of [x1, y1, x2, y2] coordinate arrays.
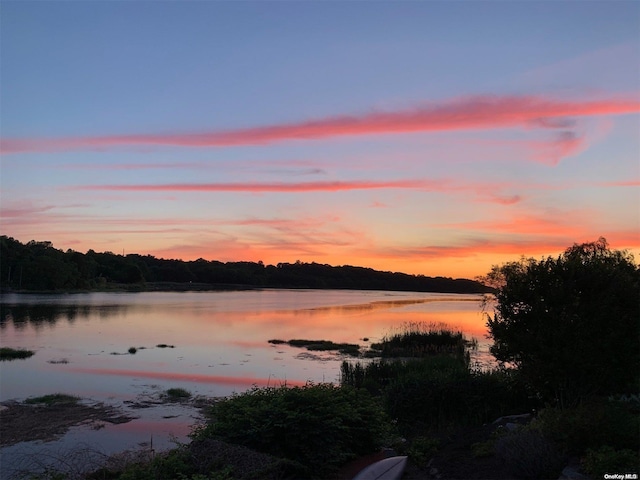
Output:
[[0, 400, 135, 447]]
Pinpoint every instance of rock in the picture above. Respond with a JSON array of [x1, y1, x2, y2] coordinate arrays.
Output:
[[492, 413, 532, 425], [558, 464, 592, 480]]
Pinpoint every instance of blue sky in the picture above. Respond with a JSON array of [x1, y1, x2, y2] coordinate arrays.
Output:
[[1, 1, 638, 278]]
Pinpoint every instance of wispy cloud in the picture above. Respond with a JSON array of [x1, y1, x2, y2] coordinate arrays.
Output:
[[438, 213, 592, 237], [64, 178, 528, 204], [597, 180, 640, 187], [3, 94, 638, 154], [67, 179, 436, 193], [369, 232, 640, 261]]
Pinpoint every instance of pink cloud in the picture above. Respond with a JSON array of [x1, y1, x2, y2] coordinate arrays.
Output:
[[598, 180, 640, 187], [530, 131, 588, 166], [67, 179, 437, 193], [64, 179, 524, 204], [2, 94, 638, 154]]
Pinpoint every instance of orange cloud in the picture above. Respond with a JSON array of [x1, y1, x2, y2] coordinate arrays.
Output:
[[439, 213, 591, 237], [3, 94, 638, 154], [367, 233, 640, 262]]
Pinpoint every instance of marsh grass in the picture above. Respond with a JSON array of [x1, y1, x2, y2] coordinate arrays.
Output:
[[0, 347, 35, 361], [268, 339, 361, 356], [25, 393, 80, 406], [369, 321, 472, 359]]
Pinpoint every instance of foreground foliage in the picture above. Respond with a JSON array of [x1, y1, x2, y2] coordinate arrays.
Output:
[[341, 356, 535, 433], [485, 238, 640, 406], [193, 383, 390, 478]]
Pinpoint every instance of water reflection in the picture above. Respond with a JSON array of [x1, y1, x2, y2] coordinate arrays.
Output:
[[68, 367, 306, 388], [0, 303, 130, 330], [0, 290, 496, 478]]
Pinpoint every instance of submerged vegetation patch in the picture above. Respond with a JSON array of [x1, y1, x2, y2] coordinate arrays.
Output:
[[24, 393, 80, 406], [268, 339, 361, 356], [47, 358, 70, 364], [165, 388, 191, 400], [0, 347, 35, 361]]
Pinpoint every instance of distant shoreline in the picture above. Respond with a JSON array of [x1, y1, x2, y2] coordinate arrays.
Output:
[[1, 282, 490, 295]]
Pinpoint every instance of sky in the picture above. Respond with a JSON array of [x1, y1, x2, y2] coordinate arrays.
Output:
[[1, 1, 639, 280]]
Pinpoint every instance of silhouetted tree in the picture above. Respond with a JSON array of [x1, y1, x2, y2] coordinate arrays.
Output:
[[485, 238, 640, 407]]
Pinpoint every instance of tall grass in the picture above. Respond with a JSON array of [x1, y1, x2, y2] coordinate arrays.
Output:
[[369, 322, 474, 359], [341, 323, 535, 433]]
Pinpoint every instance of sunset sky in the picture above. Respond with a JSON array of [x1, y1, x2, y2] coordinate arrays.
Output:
[[1, 1, 639, 279]]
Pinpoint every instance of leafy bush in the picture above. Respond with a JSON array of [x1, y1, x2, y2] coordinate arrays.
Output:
[[582, 446, 639, 479], [533, 399, 640, 455], [194, 383, 390, 478], [407, 436, 440, 467], [494, 429, 565, 479]]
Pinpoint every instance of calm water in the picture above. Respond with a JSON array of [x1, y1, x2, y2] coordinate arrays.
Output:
[[0, 289, 491, 476]]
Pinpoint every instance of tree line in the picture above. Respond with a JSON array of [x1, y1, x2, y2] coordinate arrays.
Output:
[[0, 236, 491, 293]]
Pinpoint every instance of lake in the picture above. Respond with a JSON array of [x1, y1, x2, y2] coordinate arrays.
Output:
[[0, 289, 492, 476]]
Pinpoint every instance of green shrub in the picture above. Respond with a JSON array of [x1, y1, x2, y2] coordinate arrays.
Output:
[[407, 436, 440, 467], [471, 440, 494, 458], [494, 429, 566, 479], [533, 399, 640, 454], [582, 446, 639, 479], [194, 383, 390, 478]]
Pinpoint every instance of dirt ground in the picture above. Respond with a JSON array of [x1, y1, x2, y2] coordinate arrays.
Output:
[[0, 400, 135, 447]]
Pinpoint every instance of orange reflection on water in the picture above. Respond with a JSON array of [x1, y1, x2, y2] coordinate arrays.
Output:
[[69, 367, 306, 387]]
